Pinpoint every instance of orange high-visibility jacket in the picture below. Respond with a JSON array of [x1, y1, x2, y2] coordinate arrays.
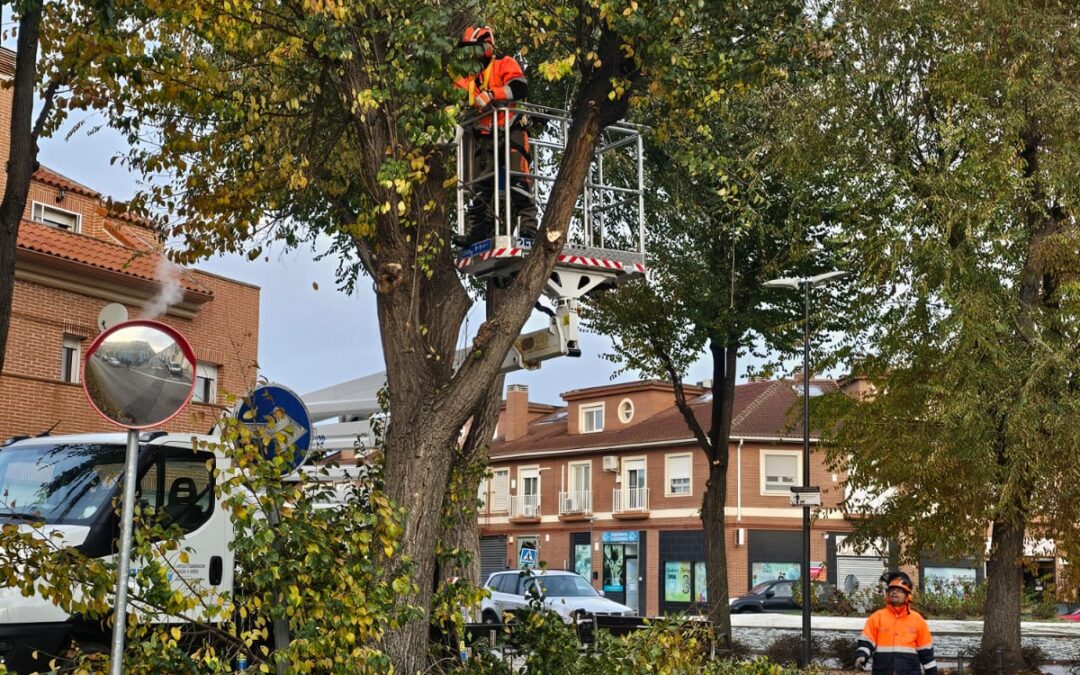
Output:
[[856, 603, 938, 675], [455, 56, 527, 131]]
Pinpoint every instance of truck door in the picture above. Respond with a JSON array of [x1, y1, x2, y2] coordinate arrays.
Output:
[[137, 447, 231, 617]]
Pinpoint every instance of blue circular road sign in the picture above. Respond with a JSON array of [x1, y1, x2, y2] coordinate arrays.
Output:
[[235, 384, 313, 469]]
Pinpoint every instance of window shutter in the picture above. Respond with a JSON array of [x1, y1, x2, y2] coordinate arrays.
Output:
[[763, 453, 798, 488], [491, 470, 509, 511], [669, 455, 690, 480]]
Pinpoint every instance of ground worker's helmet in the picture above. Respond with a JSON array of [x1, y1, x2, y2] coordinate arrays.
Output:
[[880, 571, 914, 595], [461, 26, 495, 59]]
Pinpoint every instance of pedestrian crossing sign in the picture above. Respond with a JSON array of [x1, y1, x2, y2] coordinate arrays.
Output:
[[519, 547, 538, 567]]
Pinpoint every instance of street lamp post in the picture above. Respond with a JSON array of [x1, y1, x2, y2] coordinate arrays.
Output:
[[763, 270, 847, 668]]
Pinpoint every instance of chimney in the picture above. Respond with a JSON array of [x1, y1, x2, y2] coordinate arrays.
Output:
[[505, 384, 530, 442]]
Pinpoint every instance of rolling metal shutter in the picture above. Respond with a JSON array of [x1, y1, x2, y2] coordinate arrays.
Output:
[[837, 556, 887, 592], [479, 535, 507, 583]]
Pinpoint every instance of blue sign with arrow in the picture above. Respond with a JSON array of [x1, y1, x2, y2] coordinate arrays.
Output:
[[235, 384, 312, 469]]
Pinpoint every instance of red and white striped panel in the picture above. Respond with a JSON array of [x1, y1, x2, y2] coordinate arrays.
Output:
[[555, 254, 646, 273], [456, 247, 524, 269], [458, 249, 646, 275]]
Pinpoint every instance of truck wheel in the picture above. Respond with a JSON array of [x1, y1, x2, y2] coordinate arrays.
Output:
[[482, 610, 500, 625]]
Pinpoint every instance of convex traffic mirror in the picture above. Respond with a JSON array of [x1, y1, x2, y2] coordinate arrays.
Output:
[[82, 320, 196, 429]]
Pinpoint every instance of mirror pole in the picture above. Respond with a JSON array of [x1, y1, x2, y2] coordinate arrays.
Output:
[[110, 429, 141, 675]]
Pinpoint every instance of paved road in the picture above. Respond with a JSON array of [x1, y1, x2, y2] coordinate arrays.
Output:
[[86, 358, 190, 424], [732, 613, 1080, 665], [733, 612, 1080, 637]]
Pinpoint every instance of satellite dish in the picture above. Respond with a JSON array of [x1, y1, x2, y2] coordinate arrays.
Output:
[[843, 574, 860, 593], [97, 303, 129, 332]]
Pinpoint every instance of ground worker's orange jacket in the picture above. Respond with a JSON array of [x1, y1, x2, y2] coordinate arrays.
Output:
[[856, 603, 938, 675], [455, 56, 527, 131]]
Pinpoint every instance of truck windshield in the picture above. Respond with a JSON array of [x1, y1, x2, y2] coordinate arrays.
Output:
[[0, 443, 126, 525]]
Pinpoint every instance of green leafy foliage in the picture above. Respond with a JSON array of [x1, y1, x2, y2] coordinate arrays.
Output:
[[0, 415, 412, 672], [451, 608, 809, 675], [916, 578, 986, 620], [762, 633, 823, 668], [581, 0, 850, 642], [778, 0, 1080, 665]]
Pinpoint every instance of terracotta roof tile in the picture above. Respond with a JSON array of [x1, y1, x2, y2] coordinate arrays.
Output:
[[17, 219, 211, 296], [35, 165, 100, 199], [489, 378, 837, 457]]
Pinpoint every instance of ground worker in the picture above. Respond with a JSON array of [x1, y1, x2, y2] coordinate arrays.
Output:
[[854, 571, 938, 674], [453, 25, 538, 247]]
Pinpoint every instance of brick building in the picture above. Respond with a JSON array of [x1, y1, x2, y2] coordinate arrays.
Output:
[[0, 48, 260, 439], [477, 378, 891, 617]]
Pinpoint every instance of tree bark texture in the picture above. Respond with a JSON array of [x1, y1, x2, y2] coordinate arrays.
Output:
[[0, 5, 42, 375], [663, 336, 738, 649], [374, 34, 636, 671], [437, 381, 505, 587], [437, 283, 511, 589], [702, 339, 737, 646], [980, 515, 1027, 673]]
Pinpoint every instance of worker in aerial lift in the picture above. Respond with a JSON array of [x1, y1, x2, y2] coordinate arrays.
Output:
[[453, 25, 539, 248]]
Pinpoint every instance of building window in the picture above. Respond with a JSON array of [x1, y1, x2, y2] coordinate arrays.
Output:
[[665, 453, 692, 496], [477, 477, 489, 509], [761, 450, 800, 495], [566, 461, 591, 513], [617, 398, 634, 423], [193, 362, 218, 404], [663, 560, 708, 604], [581, 403, 604, 433], [490, 468, 509, 512], [60, 336, 81, 383], [518, 467, 540, 516], [32, 202, 81, 232]]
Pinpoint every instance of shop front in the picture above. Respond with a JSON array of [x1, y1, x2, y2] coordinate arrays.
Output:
[[601, 530, 646, 616], [658, 530, 707, 614]]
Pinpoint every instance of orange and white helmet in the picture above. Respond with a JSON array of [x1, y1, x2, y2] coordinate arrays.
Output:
[[881, 571, 914, 596], [461, 25, 495, 59]]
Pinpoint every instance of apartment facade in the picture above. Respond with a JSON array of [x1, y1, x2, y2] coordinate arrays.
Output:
[[0, 48, 260, 439], [478, 379, 883, 617]]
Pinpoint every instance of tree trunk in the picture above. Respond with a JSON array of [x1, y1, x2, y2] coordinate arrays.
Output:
[[438, 371, 505, 588], [438, 283, 510, 589], [370, 31, 636, 670], [980, 514, 1027, 673], [701, 463, 731, 647], [0, 5, 42, 374], [702, 338, 737, 648]]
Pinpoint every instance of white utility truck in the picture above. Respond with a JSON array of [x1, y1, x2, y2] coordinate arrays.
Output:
[[0, 431, 233, 672]]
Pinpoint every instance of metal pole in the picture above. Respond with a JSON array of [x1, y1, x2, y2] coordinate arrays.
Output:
[[492, 115, 501, 232], [110, 429, 140, 675], [801, 280, 812, 668], [455, 124, 465, 236], [503, 115, 512, 238], [636, 132, 645, 256], [597, 152, 606, 249]]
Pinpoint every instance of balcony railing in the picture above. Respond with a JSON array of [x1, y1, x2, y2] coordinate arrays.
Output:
[[612, 487, 649, 514], [511, 494, 541, 518], [558, 490, 592, 516]]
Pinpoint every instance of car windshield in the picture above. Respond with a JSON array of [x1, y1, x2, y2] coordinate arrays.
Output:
[[749, 582, 778, 595], [534, 575, 599, 598], [0, 442, 126, 525]]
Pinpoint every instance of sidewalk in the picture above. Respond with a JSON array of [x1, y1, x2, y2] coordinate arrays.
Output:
[[732, 612, 1080, 637]]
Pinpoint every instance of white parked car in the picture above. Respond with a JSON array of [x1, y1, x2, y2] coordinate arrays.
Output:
[[481, 570, 635, 624]]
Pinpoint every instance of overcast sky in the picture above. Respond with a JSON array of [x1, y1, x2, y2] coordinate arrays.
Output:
[[38, 110, 727, 406]]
